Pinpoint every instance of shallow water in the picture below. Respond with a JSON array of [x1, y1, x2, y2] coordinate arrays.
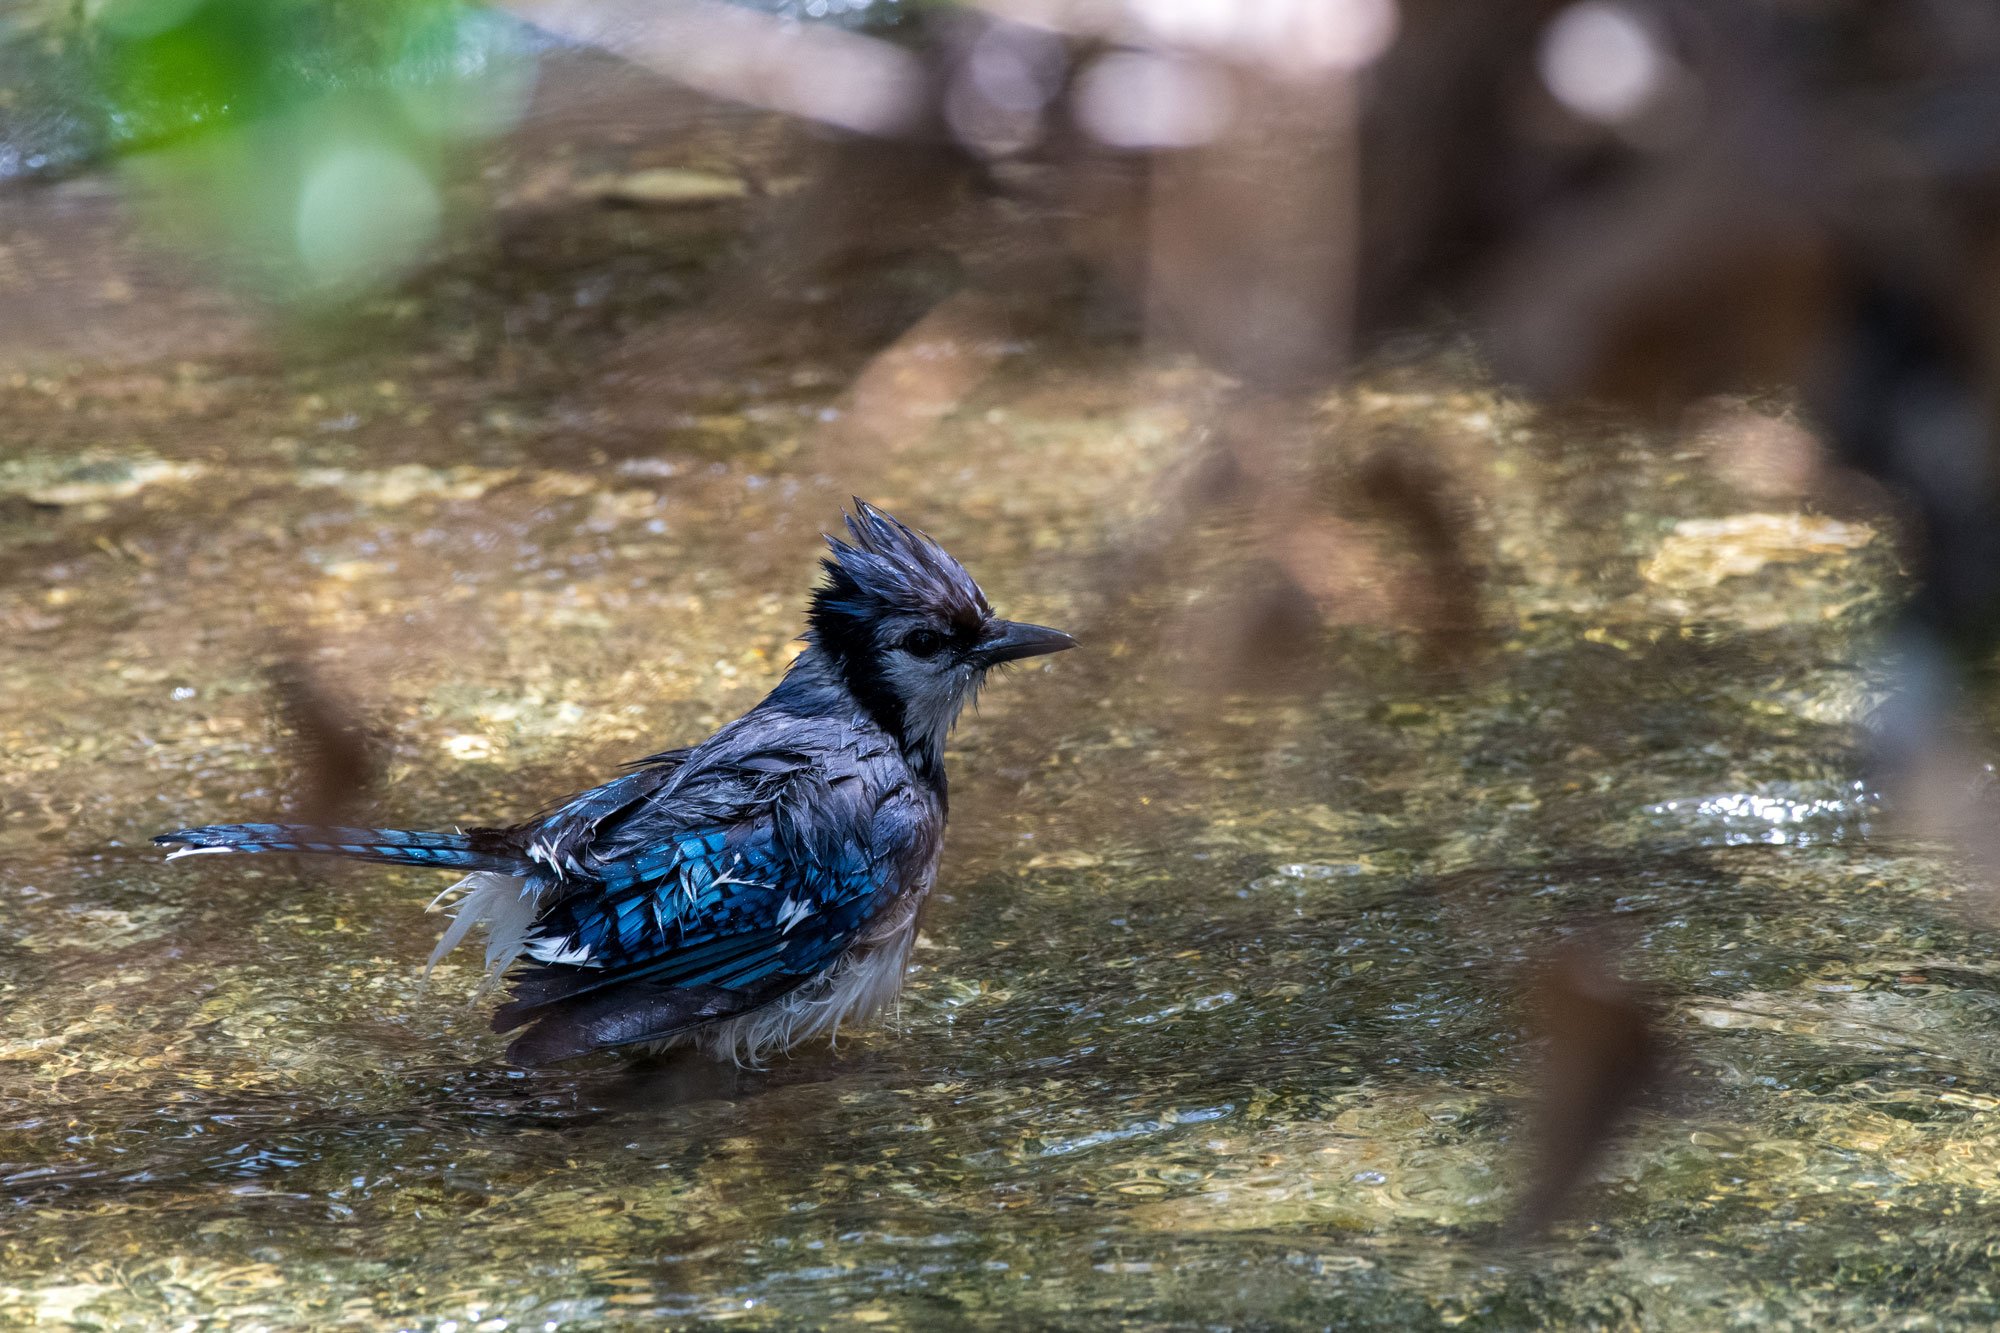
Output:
[[4, 55, 2000, 1333]]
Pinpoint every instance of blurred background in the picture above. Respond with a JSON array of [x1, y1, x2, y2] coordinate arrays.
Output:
[[6, 0, 2000, 1325]]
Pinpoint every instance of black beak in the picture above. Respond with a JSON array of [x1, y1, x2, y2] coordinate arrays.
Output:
[[973, 620, 1076, 666]]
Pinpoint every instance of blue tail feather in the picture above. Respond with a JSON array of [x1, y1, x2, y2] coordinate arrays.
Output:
[[154, 823, 512, 872]]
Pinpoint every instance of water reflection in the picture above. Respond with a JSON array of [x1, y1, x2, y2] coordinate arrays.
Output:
[[0, 71, 1994, 1333], [1645, 782, 1878, 848]]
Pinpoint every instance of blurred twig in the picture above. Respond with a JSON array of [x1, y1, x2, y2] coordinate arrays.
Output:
[[264, 641, 384, 826], [1506, 935, 1661, 1244]]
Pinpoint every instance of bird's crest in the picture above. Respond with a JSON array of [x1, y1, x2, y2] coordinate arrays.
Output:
[[808, 500, 989, 646]]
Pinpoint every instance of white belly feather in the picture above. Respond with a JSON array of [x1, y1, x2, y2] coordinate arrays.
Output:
[[680, 920, 918, 1066], [426, 870, 921, 1063]]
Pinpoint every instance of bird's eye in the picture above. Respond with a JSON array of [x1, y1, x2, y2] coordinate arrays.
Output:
[[901, 629, 947, 658]]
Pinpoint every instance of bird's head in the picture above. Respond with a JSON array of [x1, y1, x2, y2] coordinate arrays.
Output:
[[807, 500, 1074, 758]]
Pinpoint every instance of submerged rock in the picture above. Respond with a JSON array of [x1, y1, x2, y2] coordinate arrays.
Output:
[[0, 451, 203, 506]]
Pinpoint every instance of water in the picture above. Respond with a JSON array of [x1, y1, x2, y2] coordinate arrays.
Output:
[[3, 66, 1998, 1333]]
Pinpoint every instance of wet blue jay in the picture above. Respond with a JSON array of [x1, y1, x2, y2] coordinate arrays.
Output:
[[156, 501, 1073, 1065]]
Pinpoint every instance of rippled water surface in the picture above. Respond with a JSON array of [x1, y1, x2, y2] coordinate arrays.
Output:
[[4, 55, 1999, 1333]]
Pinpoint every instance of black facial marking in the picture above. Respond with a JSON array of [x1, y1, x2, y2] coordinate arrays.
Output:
[[804, 502, 996, 771], [815, 615, 907, 746]]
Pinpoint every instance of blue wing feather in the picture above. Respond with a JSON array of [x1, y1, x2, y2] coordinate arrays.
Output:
[[527, 821, 891, 994], [490, 712, 931, 1051]]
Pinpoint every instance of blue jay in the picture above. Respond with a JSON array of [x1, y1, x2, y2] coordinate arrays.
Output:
[[156, 501, 1073, 1065]]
